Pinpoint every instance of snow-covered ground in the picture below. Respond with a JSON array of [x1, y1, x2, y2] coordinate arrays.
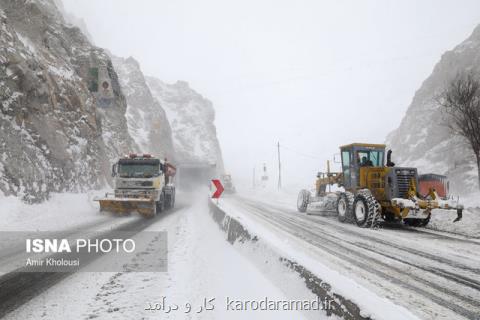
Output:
[[436, 191, 480, 238], [2, 191, 310, 320], [216, 193, 419, 320], [216, 188, 480, 320], [0, 191, 108, 231], [1, 186, 478, 320]]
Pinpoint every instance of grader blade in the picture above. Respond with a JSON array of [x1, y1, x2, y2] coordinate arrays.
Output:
[[306, 194, 339, 214]]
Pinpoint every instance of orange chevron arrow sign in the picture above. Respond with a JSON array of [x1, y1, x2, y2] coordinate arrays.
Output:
[[211, 179, 224, 199]]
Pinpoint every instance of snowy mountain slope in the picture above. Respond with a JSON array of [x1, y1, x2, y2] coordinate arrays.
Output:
[[386, 24, 480, 194], [0, 0, 136, 201], [146, 77, 224, 171], [52, 0, 93, 43], [111, 56, 175, 160]]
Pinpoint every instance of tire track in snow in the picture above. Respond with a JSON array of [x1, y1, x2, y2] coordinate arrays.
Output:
[[0, 205, 187, 319], [242, 197, 480, 274], [231, 197, 480, 320]]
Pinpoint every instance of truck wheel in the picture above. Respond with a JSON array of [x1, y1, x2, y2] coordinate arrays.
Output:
[[164, 195, 171, 210], [170, 193, 175, 208], [156, 194, 165, 213], [337, 192, 354, 223], [297, 189, 310, 213], [353, 190, 381, 228]]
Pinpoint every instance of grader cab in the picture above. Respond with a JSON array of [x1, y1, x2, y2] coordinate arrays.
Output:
[[297, 143, 463, 228]]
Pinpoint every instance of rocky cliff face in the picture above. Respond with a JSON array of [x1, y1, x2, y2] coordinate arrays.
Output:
[[52, 0, 93, 43], [111, 56, 175, 160], [386, 25, 480, 194], [0, 0, 136, 201], [146, 77, 224, 171]]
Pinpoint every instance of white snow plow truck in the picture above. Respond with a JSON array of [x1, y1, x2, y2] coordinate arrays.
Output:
[[96, 153, 176, 217]]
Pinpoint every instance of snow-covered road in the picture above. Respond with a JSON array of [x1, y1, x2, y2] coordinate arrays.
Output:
[[218, 192, 480, 320], [2, 189, 478, 320], [1, 192, 309, 320]]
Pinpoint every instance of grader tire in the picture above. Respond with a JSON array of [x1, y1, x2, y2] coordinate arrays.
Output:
[[353, 190, 381, 228], [337, 192, 354, 223], [297, 189, 310, 213]]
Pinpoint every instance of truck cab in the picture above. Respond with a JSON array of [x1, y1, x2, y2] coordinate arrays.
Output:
[[98, 153, 176, 217], [114, 155, 165, 193]]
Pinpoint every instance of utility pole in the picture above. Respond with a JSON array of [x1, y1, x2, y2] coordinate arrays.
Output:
[[277, 141, 282, 189]]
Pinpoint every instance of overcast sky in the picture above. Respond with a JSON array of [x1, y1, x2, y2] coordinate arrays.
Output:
[[63, 0, 480, 189]]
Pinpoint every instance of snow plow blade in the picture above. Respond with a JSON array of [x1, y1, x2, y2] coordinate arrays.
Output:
[[391, 195, 463, 222], [96, 197, 156, 217]]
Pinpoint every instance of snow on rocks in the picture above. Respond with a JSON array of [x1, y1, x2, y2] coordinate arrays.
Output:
[[386, 24, 480, 195], [0, 0, 136, 202], [146, 77, 224, 171], [111, 55, 175, 160]]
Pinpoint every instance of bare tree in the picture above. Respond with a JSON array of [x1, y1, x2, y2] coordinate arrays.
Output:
[[440, 72, 480, 190]]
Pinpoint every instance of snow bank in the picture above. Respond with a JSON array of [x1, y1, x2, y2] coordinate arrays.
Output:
[[428, 207, 480, 238], [460, 190, 480, 208], [0, 191, 107, 231], [414, 190, 480, 237]]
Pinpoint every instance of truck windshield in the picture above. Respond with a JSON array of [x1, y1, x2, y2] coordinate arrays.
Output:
[[118, 164, 159, 178]]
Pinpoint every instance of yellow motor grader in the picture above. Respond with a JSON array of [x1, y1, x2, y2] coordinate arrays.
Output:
[[297, 143, 463, 228]]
